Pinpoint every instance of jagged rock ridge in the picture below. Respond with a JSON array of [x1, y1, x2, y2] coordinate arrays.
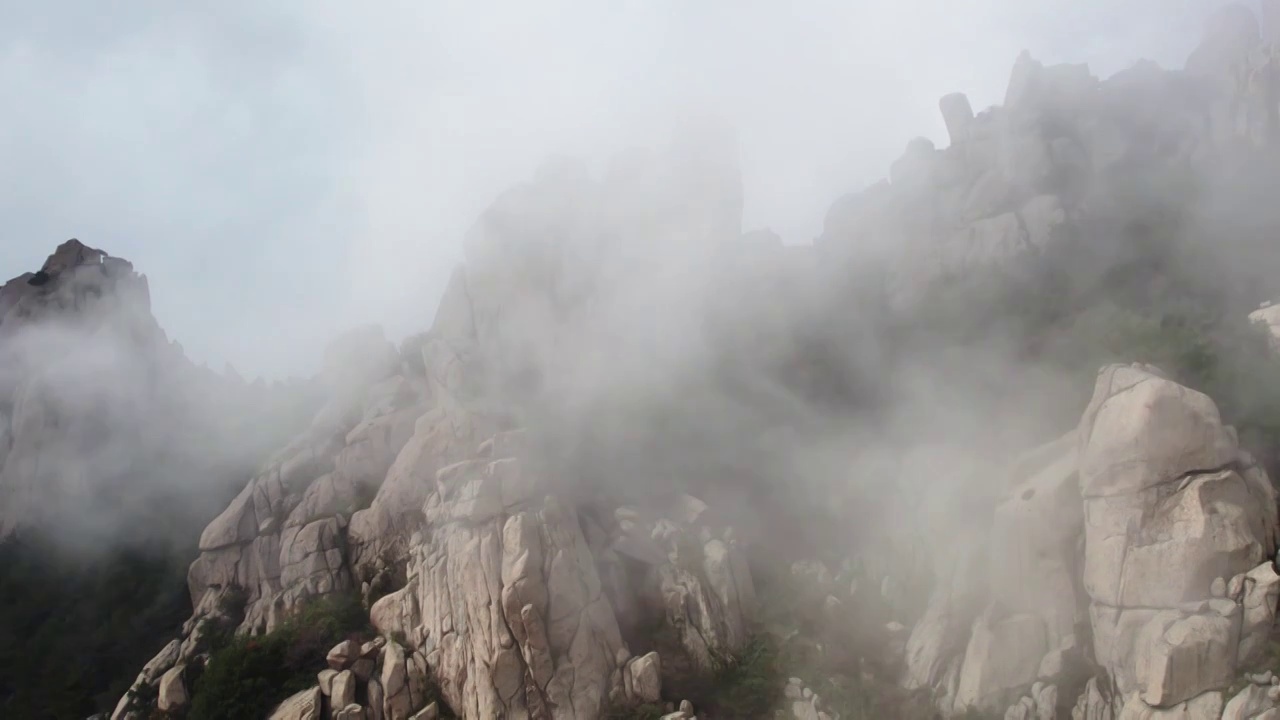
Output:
[[819, 2, 1280, 314]]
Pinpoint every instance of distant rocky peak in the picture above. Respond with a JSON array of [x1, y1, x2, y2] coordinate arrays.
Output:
[[37, 237, 108, 276], [0, 238, 154, 347]]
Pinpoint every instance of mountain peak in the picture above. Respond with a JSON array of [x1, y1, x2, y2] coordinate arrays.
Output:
[[0, 238, 152, 341]]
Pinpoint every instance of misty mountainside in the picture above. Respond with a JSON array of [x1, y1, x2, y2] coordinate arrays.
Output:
[[10, 4, 1280, 720], [0, 239, 321, 545], [0, 239, 321, 717]]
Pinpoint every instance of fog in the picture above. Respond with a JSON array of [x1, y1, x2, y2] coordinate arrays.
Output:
[[0, 0, 1236, 380], [8, 4, 1280, 718], [1, 0, 1273, 564]]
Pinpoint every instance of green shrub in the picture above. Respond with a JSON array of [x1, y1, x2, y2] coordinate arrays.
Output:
[[603, 702, 665, 720], [687, 634, 783, 718], [187, 592, 371, 720], [0, 535, 193, 719]]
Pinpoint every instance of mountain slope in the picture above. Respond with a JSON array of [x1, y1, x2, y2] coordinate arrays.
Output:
[[12, 4, 1280, 720], [0, 240, 320, 718]]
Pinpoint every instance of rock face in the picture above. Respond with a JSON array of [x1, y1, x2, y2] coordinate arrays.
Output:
[[898, 363, 1280, 720], [369, 431, 628, 719], [186, 325, 420, 636], [109, 126, 758, 720], [1078, 366, 1278, 716], [901, 431, 1086, 717], [268, 686, 323, 720], [819, 3, 1280, 314]]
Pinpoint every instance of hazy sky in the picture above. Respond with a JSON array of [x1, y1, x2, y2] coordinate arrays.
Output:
[[0, 0, 1244, 379]]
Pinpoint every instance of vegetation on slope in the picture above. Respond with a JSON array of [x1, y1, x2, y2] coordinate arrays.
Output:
[[0, 534, 192, 719], [879, 163, 1280, 477], [0, 395, 319, 719], [182, 592, 372, 720]]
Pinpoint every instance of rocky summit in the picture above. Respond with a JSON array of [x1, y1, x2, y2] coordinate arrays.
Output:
[[0, 239, 315, 545], [10, 4, 1280, 720]]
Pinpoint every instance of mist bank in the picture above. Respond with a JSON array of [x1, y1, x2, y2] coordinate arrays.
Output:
[[0, 239, 321, 550], [8, 4, 1280, 719]]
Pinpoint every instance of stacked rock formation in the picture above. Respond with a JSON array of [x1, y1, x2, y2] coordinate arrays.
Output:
[[109, 128, 760, 720], [118, 412, 755, 718], [893, 363, 1280, 720], [186, 324, 414, 636], [819, 3, 1280, 314]]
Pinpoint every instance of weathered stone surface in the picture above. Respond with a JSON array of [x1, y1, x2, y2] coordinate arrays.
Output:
[[199, 481, 258, 551], [908, 362, 1280, 719], [903, 526, 986, 711], [368, 434, 633, 720], [1078, 366, 1237, 502], [381, 640, 412, 720], [954, 611, 1048, 713], [348, 404, 497, 580], [1134, 612, 1237, 707], [1072, 676, 1118, 720], [406, 651, 429, 711], [334, 704, 367, 720], [1063, 364, 1280, 713], [1114, 690, 1223, 719], [1090, 467, 1270, 610], [332, 670, 357, 711], [989, 431, 1082, 650], [318, 668, 338, 696], [627, 652, 662, 704], [166, 354, 427, 644], [141, 639, 182, 683], [328, 640, 360, 671], [285, 473, 358, 529], [904, 435, 1081, 715], [1222, 681, 1280, 720], [279, 516, 352, 607], [157, 665, 187, 711], [653, 543, 750, 673], [1004, 683, 1057, 720], [1238, 562, 1280, 666], [267, 687, 323, 720]]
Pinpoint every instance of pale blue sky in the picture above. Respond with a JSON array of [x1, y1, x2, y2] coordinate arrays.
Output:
[[0, 0, 1244, 378]]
